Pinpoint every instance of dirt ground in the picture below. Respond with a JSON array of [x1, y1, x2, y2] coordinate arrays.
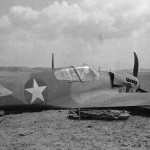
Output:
[[0, 109, 150, 150]]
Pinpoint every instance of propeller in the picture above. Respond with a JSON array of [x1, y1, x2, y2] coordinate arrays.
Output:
[[133, 52, 139, 77], [138, 86, 148, 93], [109, 52, 148, 93], [133, 52, 148, 93]]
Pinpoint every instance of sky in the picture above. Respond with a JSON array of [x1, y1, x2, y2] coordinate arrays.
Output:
[[0, 0, 150, 70]]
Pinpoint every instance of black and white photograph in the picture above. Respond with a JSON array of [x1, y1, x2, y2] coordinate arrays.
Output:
[[0, 0, 150, 149]]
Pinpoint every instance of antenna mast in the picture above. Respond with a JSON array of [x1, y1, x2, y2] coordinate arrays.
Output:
[[52, 53, 54, 69]]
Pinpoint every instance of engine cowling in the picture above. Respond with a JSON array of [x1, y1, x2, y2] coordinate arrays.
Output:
[[109, 72, 140, 92]]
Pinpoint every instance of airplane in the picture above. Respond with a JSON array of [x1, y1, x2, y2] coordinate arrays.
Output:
[[0, 52, 149, 113]]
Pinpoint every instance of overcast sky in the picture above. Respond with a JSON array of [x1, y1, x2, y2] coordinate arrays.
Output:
[[0, 0, 150, 70]]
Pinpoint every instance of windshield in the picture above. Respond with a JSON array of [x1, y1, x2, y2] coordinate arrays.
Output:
[[54, 66, 99, 82]]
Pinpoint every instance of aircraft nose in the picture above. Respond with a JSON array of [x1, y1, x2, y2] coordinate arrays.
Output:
[[125, 76, 140, 92], [132, 77, 140, 91]]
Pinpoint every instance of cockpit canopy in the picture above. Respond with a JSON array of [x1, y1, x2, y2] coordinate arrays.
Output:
[[54, 65, 99, 82]]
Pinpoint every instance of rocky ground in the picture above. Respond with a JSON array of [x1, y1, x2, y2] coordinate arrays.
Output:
[[0, 109, 150, 150]]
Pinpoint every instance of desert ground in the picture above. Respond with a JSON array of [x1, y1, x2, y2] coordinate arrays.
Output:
[[0, 68, 150, 150], [0, 109, 150, 150]]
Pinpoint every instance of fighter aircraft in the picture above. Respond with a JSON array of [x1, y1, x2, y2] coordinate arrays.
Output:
[[0, 52, 149, 112]]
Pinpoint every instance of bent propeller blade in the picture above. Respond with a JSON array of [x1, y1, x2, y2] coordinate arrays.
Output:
[[133, 52, 139, 77]]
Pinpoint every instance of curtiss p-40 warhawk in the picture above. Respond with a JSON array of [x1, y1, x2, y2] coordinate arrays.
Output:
[[0, 52, 149, 112]]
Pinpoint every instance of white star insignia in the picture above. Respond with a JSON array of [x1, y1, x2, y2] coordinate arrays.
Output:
[[25, 79, 47, 104], [0, 86, 13, 97]]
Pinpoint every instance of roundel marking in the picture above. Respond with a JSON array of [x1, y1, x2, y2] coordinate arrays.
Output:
[[24, 78, 47, 104]]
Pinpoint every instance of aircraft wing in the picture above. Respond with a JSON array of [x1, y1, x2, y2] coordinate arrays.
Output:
[[74, 90, 150, 108], [46, 86, 150, 108]]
